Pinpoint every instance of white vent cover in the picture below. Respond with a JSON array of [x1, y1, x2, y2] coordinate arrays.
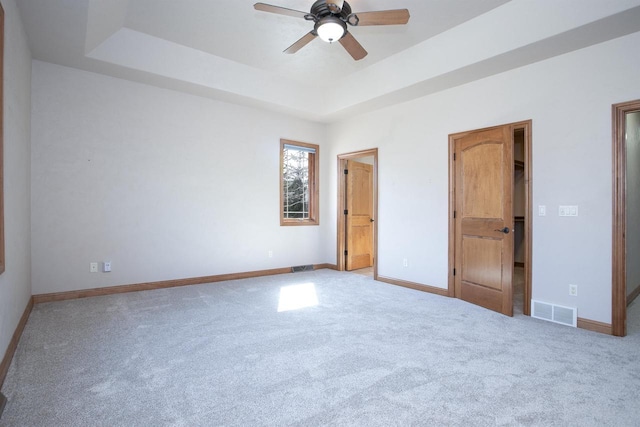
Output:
[[531, 300, 577, 327]]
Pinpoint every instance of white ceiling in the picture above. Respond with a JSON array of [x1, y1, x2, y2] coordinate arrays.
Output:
[[15, 0, 640, 122]]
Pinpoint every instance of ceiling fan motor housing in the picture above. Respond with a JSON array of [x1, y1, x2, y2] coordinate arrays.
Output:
[[326, 0, 344, 13], [311, 0, 352, 20]]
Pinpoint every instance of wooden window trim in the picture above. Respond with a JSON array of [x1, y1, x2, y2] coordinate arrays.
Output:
[[280, 139, 319, 226], [0, 3, 5, 274]]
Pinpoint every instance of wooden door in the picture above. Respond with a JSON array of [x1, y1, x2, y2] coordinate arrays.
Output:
[[453, 126, 514, 316], [346, 160, 374, 270]]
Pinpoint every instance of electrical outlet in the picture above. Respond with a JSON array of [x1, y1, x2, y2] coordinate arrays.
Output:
[[103, 261, 112, 273], [403, 258, 408, 267], [90, 262, 98, 273], [538, 205, 546, 216], [569, 284, 578, 296], [268, 250, 273, 258]]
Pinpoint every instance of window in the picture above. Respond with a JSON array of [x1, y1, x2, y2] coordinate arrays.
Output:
[[280, 139, 319, 226]]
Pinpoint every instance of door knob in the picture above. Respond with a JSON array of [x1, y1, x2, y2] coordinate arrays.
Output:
[[370, 219, 375, 222], [495, 227, 510, 234]]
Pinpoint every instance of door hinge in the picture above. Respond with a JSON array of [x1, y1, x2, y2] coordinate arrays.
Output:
[[344, 250, 348, 256], [344, 169, 348, 175], [453, 211, 456, 219], [453, 268, 456, 276], [344, 209, 348, 215], [453, 153, 456, 161]]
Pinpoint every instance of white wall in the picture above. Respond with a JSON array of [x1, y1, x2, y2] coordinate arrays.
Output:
[[327, 32, 640, 324], [0, 0, 32, 361], [31, 61, 329, 294], [627, 111, 640, 297]]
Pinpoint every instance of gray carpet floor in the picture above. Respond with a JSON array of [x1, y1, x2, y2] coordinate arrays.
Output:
[[2, 269, 640, 426]]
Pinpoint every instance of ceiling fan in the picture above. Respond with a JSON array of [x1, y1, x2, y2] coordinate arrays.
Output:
[[254, 0, 410, 60]]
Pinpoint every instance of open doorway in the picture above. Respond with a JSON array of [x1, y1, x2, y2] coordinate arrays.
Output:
[[612, 99, 640, 337], [513, 128, 528, 315], [336, 149, 378, 278]]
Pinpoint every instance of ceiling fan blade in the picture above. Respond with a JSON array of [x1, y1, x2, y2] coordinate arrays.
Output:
[[349, 9, 410, 26], [284, 32, 317, 54], [254, 3, 308, 19], [339, 32, 367, 61]]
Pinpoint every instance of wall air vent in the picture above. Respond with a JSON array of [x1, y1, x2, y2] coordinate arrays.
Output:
[[291, 265, 314, 273], [531, 300, 577, 327]]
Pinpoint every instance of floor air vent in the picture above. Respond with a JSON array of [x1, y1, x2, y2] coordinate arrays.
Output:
[[531, 300, 577, 327], [291, 265, 314, 273]]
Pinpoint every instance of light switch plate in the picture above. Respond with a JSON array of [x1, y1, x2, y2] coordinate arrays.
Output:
[[559, 205, 579, 217]]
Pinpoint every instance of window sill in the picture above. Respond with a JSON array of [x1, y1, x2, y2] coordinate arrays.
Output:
[[281, 219, 319, 226]]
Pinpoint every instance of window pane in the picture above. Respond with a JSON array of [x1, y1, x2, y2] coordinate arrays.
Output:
[[283, 147, 310, 219]]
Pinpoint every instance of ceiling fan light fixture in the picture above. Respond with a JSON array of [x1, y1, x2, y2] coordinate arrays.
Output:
[[316, 17, 346, 43]]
